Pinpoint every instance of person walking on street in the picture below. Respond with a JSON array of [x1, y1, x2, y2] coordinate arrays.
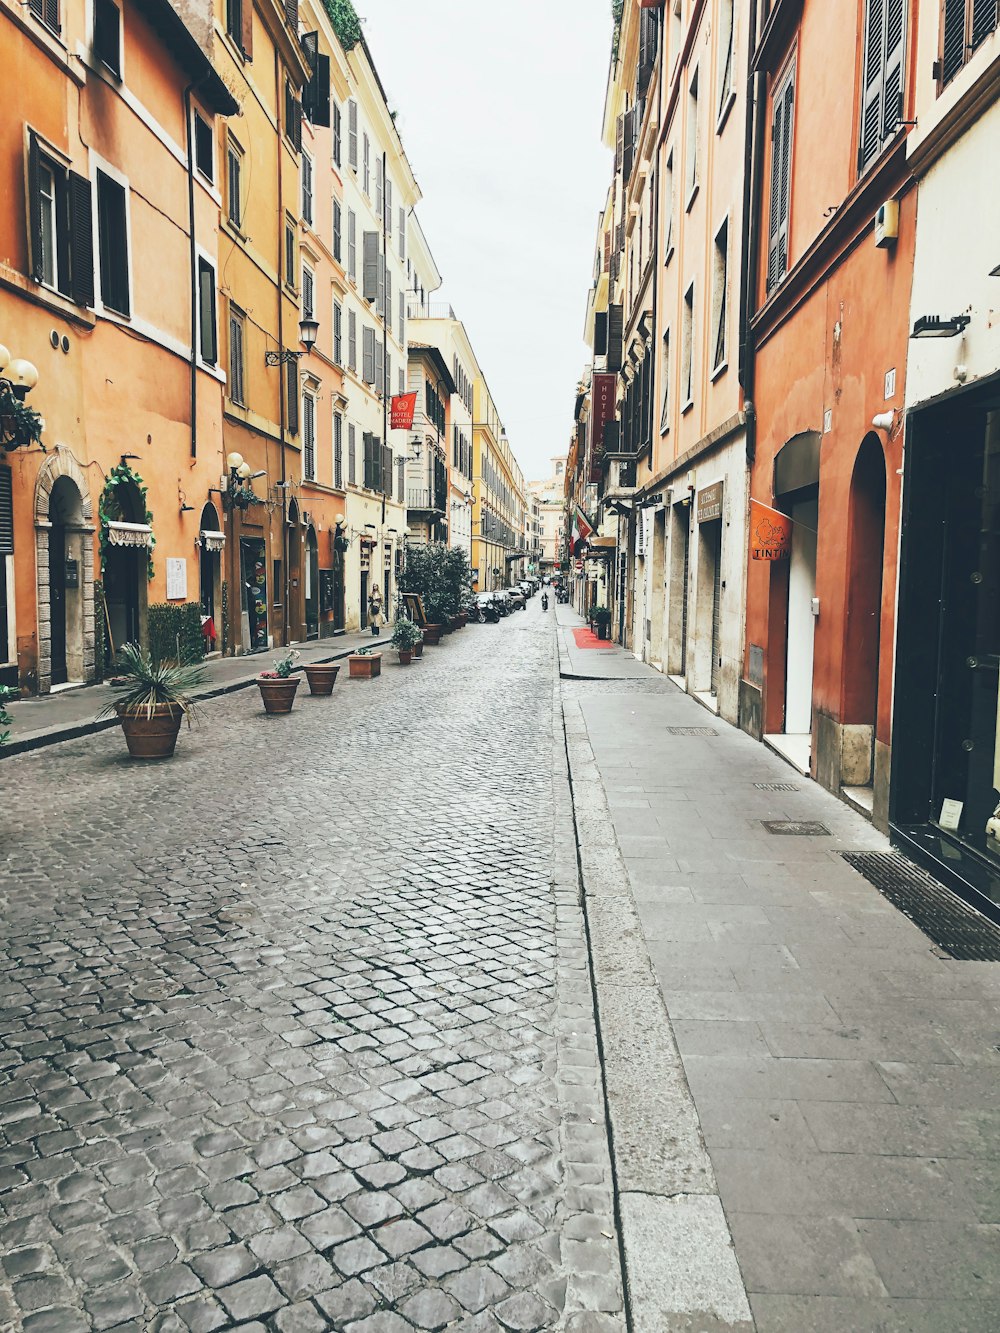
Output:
[[368, 586, 384, 636]]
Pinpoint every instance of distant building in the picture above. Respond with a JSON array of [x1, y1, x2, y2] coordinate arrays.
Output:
[[528, 457, 567, 577]]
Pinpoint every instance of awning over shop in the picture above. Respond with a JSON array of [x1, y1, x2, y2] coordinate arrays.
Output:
[[197, 530, 226, 552], [106, 521, 154, 549], [588, 535, 617, 550]]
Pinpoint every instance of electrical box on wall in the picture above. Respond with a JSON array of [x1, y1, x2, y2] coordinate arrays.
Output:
[[874, 200, 899, 248]]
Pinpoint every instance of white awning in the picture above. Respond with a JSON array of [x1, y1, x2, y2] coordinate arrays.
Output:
[[106, 520, 154, 549], [197, 530, 226, 552]]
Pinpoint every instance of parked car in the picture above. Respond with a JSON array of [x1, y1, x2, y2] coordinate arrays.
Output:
[[503, 587, 527, 611], [518, 581, 534, 598]]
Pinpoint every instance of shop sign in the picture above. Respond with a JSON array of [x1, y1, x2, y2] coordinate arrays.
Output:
[[750, 499, 792, 561], [590, 373, 617, 483], [697, 481, 724, 523], [390, 393, 417, 430]]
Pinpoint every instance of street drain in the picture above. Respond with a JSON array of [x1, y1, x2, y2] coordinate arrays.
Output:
[[667, 726, 718, 737], [762, 820, 830, 836], [755, 782, 800, 792], [839, 851, 1000, 961]]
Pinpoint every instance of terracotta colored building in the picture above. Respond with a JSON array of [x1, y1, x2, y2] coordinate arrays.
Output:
[[739, 0, 917, 828]]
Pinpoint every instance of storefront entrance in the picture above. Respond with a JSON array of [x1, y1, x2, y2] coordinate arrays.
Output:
[[305, 527, 319, 640], [240, 537, 268, 653], [893, 384, 1000, 919]]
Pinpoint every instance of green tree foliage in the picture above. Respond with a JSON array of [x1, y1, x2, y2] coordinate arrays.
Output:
[[324, 0, 361, 51]]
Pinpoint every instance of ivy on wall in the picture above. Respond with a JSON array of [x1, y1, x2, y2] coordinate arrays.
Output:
[[98, 462, 155, 580], [323, 0, 361, 51]]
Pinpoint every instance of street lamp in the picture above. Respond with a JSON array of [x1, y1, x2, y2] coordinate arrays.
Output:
[[0, 345, 43, 451], [221, 451, 259, 511], [265, 317, 319, 366]]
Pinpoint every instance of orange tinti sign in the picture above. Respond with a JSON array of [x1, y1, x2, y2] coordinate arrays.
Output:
[[750, 499, 792, 561]]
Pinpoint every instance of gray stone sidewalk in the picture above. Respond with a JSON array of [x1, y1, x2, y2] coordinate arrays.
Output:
[[563, 664, 1000, 1332], [553, 607, 649, 682], [1, 629, 391, 757]]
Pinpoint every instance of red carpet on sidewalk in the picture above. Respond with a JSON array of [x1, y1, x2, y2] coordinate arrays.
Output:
[[572, 628, 610, 650]]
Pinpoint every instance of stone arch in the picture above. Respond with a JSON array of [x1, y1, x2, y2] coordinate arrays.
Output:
[[843, 432, 887, 734], [34, 447, 96, 693]]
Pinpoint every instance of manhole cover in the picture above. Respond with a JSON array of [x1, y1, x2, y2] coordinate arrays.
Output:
[[755, 782, 800, 792], [667, 726, 718, 737], [840, 851, 1000, 961], [762, 820, 830, 836]]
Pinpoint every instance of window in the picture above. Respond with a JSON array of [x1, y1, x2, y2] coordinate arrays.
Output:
[[711, 220, 728, 374], [273, 560, 282, 606], [302, 390, 316, 480], [348, 209, 357, 280], [332, 102, 342, 167], [348, 308, 357, 371], [362, 325, 376, 384], [348, 100, 358, 170], [301, 150, 313, 225], [229, 305, 246, 405], [385, 177, 393, 236], [686, 70, 699, 203], [284, 81, 302, 153], [30, 147, 94, 306], [398, 206, 406, 261], [717, 0, 735, 122], [93, 0, 121, 77], [398, 368, 404, 395], [766, 63, 795, 293], [860, 0, 906, 173], [333, 299, 343, 365], [363, 133, 370, 196], [334, 411, 343, 488], [28, 0, 60, 35], [398, 290, 404, 346], [333, 200, 342, 263], [348, 422, 356, 484], [375, 157, 383, 224], [682, 284, 694, 408], [226, 0, 243, 50], [97, 168, 129, 316], [227, 138, 243, 228], [198, 256, 217, 365], [659, 330, 670, 433], [302, 262, 315, 319], [285, 219, 297, 290], [942, 0, 999, 86], [287, 360, 299, 435], [194, 112, 214, 182]]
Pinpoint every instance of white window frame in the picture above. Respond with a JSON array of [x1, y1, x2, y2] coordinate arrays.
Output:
[[195, 244, 218, 371], [192, 106, 215, 185], [301, 148, 314, 227], [89, 0, 124, 83], [226, 135, 244, 231]]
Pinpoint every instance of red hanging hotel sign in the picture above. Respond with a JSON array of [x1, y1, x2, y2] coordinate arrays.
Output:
[[390, 392, 417, 430], [590, 373, 617, 483]]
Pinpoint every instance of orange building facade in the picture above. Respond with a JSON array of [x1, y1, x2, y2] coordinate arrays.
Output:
[[740, 0, 917, 828]]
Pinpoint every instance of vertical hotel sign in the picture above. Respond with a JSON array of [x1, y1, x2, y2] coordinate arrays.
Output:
[[590, 373, 617, 483]]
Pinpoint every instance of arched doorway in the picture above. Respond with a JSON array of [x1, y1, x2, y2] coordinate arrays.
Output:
[[199, 502, 223, 653], [34, 448, 96, 693], [103, 480, 147, 665], [304, 526, 319, 639], [287, 499, 301, 642], [843, 433, 887, 789]]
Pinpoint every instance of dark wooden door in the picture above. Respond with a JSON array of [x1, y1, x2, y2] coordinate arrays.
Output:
[[49, 523, 67, 685]]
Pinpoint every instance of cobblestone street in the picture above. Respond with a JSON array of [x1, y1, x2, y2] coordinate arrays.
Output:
[[0, 608, 624, 1333]]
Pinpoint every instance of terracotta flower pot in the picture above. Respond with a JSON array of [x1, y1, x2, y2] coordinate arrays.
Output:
[[257, 677, 299, 713], [117, 703, 184, 760], [304, 662, 340, 696], [413, 639, 423, 658], [449, 615, 462, 632], [349, 653, 381, 678], [398, 649, 412, 665], [422, 624, 443, 646]]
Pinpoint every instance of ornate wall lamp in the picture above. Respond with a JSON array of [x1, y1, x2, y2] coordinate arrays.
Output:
[[0, 345, 44, 452]]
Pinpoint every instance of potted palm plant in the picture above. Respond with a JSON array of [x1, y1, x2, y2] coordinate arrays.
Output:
[[100, 643, 205, 759], [303, 660, 340, 695], [257, 648, 300, 713], [392, 616, 422, 665]]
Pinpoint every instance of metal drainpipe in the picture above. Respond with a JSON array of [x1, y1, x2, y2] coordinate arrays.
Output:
[[275, 44, 290, 646], [184, 74, 210, 461]]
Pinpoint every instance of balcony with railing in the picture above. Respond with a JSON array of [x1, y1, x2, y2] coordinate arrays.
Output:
[[407, 457, 448, 516]]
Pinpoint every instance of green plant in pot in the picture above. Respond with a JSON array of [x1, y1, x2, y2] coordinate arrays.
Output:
[[99, 642, 206, 759], [392, 616, 422, 665], [257, 648, 300, 714], [592, 606, 612, 640]]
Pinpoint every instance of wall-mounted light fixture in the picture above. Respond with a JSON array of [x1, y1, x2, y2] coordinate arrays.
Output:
[[265, 318, 319, 365], [910, 314, 970, 339]]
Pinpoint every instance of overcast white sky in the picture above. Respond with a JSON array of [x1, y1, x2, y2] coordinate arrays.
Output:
[[357, 0, 613, 483]]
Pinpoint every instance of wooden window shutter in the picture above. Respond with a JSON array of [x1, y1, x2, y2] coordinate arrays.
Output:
[[594, 311, 608, 357], [68, 169, 94, 306], [385, 178, 393, 235], [972, 0, 999, 49], [333, 200, 342, 262], [942, 0, 966, 82], [377, 250, 385, 318], [615, 112, 625, 173], [881, 0, 905, 143], [27, 134, 44, 283], [363, 430, 373, 487], [766, 72, 793, 292], [240, 0, 253, 60], [349, 423, 356, 484], [777, 77, 794, 282], [859, 0, 885, 173], [399, 206, 406, 260], [284, 0, 298, 30], [382, 444, 392, 497], [348, 100, 358, 168], [374, 338, 384, 396], [0, 466, 12, 556], [362, 325, 375, 383], [363, 231, 379, 302], [607, 303, 624, 373], [348, 308, 357, 370], [286, 359, 299, 435]]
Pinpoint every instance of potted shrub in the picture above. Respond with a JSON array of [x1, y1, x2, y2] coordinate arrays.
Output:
[[592, 606, 612, 640], [100, 643, 206, 759], [257, 648, 300, 713], [303, 660, 340, 695], [349, 646, 382, 678], [392, 617, 422, 665]]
